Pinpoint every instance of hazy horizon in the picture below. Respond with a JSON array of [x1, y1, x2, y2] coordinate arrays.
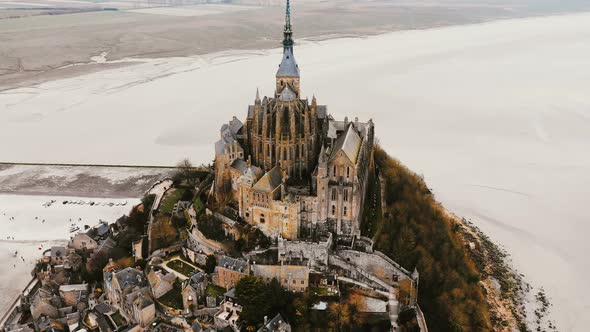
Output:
[[1, 8, 589, 332]]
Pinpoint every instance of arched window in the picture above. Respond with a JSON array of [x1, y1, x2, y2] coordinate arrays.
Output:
[[331, 205, 336, 215], [260, 214, 265, 224], [331, 188, 337, 201]]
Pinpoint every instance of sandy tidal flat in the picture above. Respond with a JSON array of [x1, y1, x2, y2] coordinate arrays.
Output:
[[0, 195, 137, 315], [0, 12, 589, 330]]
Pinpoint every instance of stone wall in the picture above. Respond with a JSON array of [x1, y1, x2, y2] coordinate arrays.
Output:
[[277, 233, 331, 270], [336, 250, 411, 287]]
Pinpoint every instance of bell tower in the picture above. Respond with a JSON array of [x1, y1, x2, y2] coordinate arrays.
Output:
[[276, 0, 300, 95]]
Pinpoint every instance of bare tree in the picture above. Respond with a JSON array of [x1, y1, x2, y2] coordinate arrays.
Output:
[[176, 158, 199, 187]]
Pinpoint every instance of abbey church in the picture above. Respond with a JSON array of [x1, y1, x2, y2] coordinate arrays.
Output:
[[214, 0, 375, 240]]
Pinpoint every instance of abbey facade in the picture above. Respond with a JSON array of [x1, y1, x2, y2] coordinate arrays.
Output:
[[214, 2, 374, 240]]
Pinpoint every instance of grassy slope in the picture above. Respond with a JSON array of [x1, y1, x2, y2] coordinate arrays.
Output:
[[367, 146, 492, 331]]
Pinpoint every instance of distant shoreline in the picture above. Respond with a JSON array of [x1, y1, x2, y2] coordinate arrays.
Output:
[[1, 0, 589, 90]]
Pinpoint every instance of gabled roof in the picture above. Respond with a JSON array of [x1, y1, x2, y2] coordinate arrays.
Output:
[[252, 166, 284, 193], [278, 85, 296, 102], [258, 313, 291, 332], [114, 267, 144, 291], [317, 105, 327, 119], [276, 49, 299, 77], [217, 256, 248, 273], [330, 124, 362, 164], [51, 246, 66, 258], [228, 117, 243, 135], [230, 159, 248, 174], [248, 105, 255, 119]]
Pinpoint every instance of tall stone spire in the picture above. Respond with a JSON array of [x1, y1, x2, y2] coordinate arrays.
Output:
[[282, 0, 293, 53], [276, 0, 300, 94]]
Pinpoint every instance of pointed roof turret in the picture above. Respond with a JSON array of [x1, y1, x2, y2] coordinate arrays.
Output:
[[277, 48, 299, 77], [277, 0, 299, 79], [255, 88, 260, 103]]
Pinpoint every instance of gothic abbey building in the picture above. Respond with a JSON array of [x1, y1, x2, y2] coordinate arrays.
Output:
[[214, 1, 375, 241]]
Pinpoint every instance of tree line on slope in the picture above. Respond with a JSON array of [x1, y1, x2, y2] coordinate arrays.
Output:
[[369, 146, 492, 331]]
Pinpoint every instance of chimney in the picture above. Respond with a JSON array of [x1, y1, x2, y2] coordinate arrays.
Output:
[[344, 116, 348, 124], [355, 117, 359, 128]]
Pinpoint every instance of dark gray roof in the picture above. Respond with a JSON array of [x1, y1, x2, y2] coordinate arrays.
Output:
[[115, 267, 144, 291], [317, 105, 327, 119], [278, 85, 296, 101], [51, 246, 66, 258], [258, 313, 291, 332], [276, 49, 299, 77], [94, 302, 113, 315], [95, 223, 109, 237], [248, 105, 255, 119], [190, 271, 207, 286], [96, 237, 116, 253], [228, 117, 243, 135], [217, 256, 248, 273], [330, 124, 362, 164], [230, 158, 248, 174], [252, 166, 284, 193]]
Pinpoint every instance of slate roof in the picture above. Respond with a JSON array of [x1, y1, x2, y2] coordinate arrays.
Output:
[[230, 159, 248, 174], [217, 256, 248, 273], [248, 105, 255, 119], [93, 302, 113, 315], [95, 223, 109, 237], [114, 267, 144, 291], [278, 85, 296, 102], [258, 313, 291, 332], [228, 117, 243, 135], [329, 124, 362, 164], [126, 287, 153, 309], [51, 246, 67, 258], [252, 166, 284, 193], [96, 237, 116, 254], [276, 49, 299, 77], [214, 133, 243, 156], [316, 105, 327, 119]]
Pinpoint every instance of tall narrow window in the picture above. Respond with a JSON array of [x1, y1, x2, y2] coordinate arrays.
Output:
[[343, 188, 348, 202], [331, 205, 336, 216], [333, 165, 336, 177], [331, 188, 337, 201], [347, 167, 350, 178], [343, 206, 347, 216]]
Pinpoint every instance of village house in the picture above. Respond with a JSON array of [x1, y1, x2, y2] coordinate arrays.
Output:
[[30, 287, 60, 320], [103, 266, 145, 309], [147, 269, 176, 299], [258, 313, 291, 332], [49, 246, 67, 265], [123, 287, 155, 328], [58, 284, 88, 307], [69, 232, 99, 253], [182, 272, 208, 313], [251, 264, 309, 292], [214, 288, 241, 332], [212, 256, 249, 289]]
